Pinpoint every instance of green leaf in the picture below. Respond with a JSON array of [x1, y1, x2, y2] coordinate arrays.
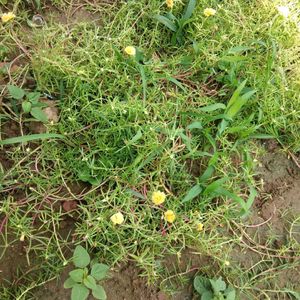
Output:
[[22, 101, 32, 113], [71, 284, 89, 300], [226, 89, 256, 118], [228, 46, 251, 54], [30, 107, 48, 123], [83, 275, 97, 290], [92, 285, 107, 300], [165, 12, 177, 22], [127, 189, 146, 200], [77, 168, 101, 186], [203, 178, 227, 196], [220, 55, 246, 63], [64, 277, 77, 289], [73, 245, 90, 268], [182, 0, 197, 20], [187, 121, 202, 130], [8, 85, 25, 99], [201, 290, 213, 300], [0, 133, 64, 145], [210, 277, 226, 293], [226, 80, 247, 110], [177, 131, 192, 151], [166, 76, 186, 91], [225, 287, 236, 300], [199, 103, 226, 112], [203, 131, 217, 151], [193, 40, 200, 54], [154, 15, 177, 32], [128, 130, 143, 145], [217, 188, 247, 211], [225, 80, 256, 119], [283, 289, 300, 300], [91, 263, 109, 281], [138, 64, 147, 101], [247, 134, 275, 139], [194, 276, 211, 294], [33, 102, 48, 108], [244, 186, 257, 213], [182, 184, 202, 203], [135, 48, 144, 64], [34, 0, 41, 10], [218, 119, 229, 136], [69, 269, 84, 283], [199, 165, 215, 183], [27, 92, 41, 103]]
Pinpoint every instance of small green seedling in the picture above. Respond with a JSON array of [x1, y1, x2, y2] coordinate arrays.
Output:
[[7, 84, 48, 123], [154, 0, 197, 45], [194, 276, 236, 300], [64, 245, 109, 300]]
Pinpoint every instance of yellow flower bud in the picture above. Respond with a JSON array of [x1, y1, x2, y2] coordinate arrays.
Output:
[[110, 212, 124, 225], [197, 223, 204, 232]]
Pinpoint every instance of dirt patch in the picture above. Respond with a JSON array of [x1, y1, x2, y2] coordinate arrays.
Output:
[[254, 150, 300, 241], [230, 144, 300, 297], [0, 236, 29, 285], [32, 248, 211, 300], [161, 249, 213, 300], [34, 262, 161, 300], [1, 120, 23, 139], [0, 217, 75, 287], [39, 2, 105, 26]]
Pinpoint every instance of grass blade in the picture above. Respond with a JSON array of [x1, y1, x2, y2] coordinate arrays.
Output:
[[166, 76, 186, 91], [182, 0, 197, 20], [226, 80, 247, 110], [128, 130, 142, 145], [0, 133, 64, 145], [187, 121, 202, 130], [138, 64, 147, 102], [154, 15, 177, 32], [226, 89, 256, 118], [244, 186, 257, 212], [182, 184, 202, 203], [247, 134, 275, 139], [199, 165, 215, 183], [203, 178, 227, 196], [199, 103, 226, 112], [217, 188, 246, 212]]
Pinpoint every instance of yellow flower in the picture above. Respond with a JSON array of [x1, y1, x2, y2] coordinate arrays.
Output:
[[124, 46, 136, 56], [151, 191, 166, 205], [203, 8, 216, 17], [1, 12, 16, 23], [164, 210, 176, 223], [166, 0, 174, 9], [110, 212, 124, 225], [197, 223, 204, 232]]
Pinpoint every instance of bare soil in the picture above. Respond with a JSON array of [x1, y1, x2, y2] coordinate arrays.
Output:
[[32, 248, 212, 300], [230, 141, 300, 298]]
